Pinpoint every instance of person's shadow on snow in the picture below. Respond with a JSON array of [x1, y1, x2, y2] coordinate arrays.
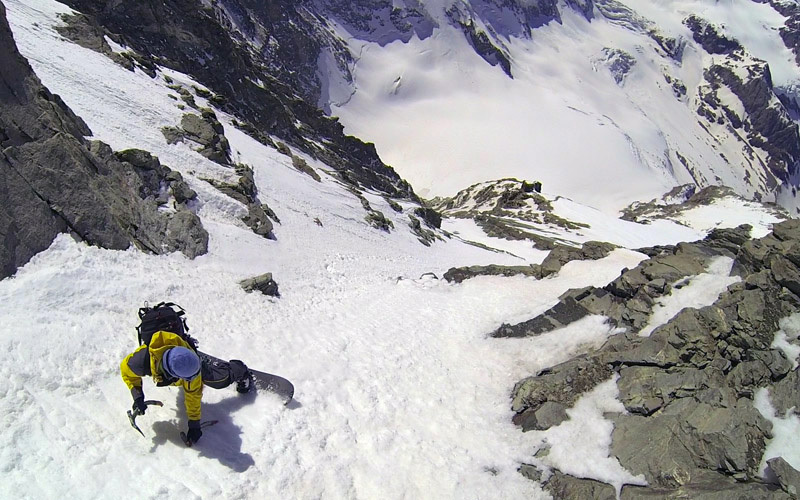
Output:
[[149, 390, 257, 472]]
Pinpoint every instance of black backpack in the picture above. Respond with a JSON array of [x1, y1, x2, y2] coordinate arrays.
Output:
[[136, 302, 199, 351]]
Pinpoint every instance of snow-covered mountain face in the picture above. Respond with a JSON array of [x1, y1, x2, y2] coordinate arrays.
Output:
[[206, 0, 800, 212], [47, 0, 800, 212], [5, 1, 800, 498]]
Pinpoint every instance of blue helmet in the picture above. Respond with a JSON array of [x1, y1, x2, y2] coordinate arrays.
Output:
[[163, 347, 201, 380]]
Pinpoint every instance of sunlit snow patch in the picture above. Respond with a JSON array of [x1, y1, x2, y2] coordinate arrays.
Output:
[[771, 314, 800, 370], [675, 197, 784, 238], [639, 256, 740, 337], [754, 388, 800, 477], [526, 376, 647, 496]]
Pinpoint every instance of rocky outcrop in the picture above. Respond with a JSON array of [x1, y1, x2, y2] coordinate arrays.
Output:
[[622, 185, 788, 224], [0, 3, 207, 279], [767, 457, 800, 498], [766, 1, 800, 67], [444, 240, 616, 284], [435, 179, 589, 250], [162, 109, 232, 165], [204, 164, 277, 239], [684, 15, 743, 55], [507, 219, 800, 497], [240, 272, 280, 297], [684, 15, 800, 189]]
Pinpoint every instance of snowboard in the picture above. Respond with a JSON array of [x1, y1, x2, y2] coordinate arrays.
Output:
[[198, 351, 294, 405], [249, 368, 294, 405]]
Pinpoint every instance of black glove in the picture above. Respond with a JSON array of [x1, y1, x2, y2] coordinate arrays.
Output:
[[187, 420, 202, 443], [132, 396, 147, 415]]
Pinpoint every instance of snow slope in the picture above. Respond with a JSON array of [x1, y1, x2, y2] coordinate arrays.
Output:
[[1, 1, 797, 499]]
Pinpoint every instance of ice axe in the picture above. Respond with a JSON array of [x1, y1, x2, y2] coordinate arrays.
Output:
[[127, 400, 164, 437]]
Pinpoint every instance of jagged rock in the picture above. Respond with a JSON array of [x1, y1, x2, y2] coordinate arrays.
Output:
[[164, 111, 232, 165], [443, 264, 542, 284], [704, 224, 753, 254], [413, 207, 442, 229], [239, 273, 280, 297], [511, 355, 612, 427], [518, 464, 543, 483], [446, 241, 615, 287], [494, 240, 727, 338], [59, 0, 416, 199], [291, 155, 321, 182], [602, 47, 636, 84], [540, 241, 617, 277], [408, 215, 441, 247], [170, 180, 198, 205], [0, 3, 208, 278], [544, 470, 617, 500], [771, 369, 800, 417], [619, 469, 790, 499], [204, 164, 275, 239], [767, 457, 800, 498], [617, 365, 721, 416], [773, 219, 800, 242], [513, 401, 569, 431], [612, 397, 772, 487], [509, 222, 800, 496], [474, 214, 558, 250], [684, 15, 743, 55], [365, 211, 394, 232]]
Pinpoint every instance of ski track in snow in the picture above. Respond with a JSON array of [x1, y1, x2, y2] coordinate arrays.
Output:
[[0, 0, 792, 498]]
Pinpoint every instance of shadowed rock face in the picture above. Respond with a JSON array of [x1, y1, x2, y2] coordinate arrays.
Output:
[[506, 220, 800, 498], [0, 3, 207, 279]]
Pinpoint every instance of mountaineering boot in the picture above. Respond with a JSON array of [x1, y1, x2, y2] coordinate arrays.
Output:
[[229, 359, 253, 393], [236, 370, 254, 394]]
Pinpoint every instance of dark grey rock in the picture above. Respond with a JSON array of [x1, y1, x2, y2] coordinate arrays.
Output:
[[509, 211, 800, 498], [767, 457, 800, 498], [0, 12, 209, 281], [413, 207, 442, 229], [619, 468, 790, 499], [511, 355, 612, 426], [205, 164, 276, 239], [684, 15, 743, 55], [408, 215, 441, 247], [243, 203, 274, 239], [544, 470, 617, 500], [771, 369, 800, 417], [540, 241, 617, 277], [290, 154, 321, 182], [240, 272, 280, 297], [443, 264, 542, 284], [518, 464, 543, 483], [612, 398, 772, 487], [171, 180, 198, 205], [365, 210, 394, 232]]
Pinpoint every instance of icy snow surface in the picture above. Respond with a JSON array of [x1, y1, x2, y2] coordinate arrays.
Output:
[[0, 0, 794, 498]]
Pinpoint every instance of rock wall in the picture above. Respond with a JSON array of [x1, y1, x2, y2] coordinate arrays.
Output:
[[507, 220, 800, 498], [0, 3, 207, 279]]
